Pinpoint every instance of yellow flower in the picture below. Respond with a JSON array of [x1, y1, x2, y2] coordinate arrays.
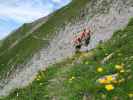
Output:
[[98, 74, 118, 84], [115, 64, 123, 70], [98, 78, 109, 84], [128, 93, 133, 98], [106, 74, 118, 83], [98, 76, 113, 84], [106, 76, 113, 82], [97, 67, 104, 73], [105, 84, 114, 91]]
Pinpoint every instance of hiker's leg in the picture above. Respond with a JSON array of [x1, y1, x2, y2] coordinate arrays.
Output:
[[85, 37, 90, 47], [75, 45, 81, 53]]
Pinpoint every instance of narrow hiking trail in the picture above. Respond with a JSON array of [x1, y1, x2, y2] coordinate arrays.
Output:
[[0, 0, 133, 96]]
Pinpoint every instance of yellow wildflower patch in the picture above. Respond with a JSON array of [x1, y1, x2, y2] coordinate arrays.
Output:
[[105, 84, 114, 91], [98, 74, 117, 84]]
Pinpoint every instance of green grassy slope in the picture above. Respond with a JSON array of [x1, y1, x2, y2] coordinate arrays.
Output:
[[0, 23, 33, 53], [0, 0, 89, 79], [1, 18, 133, 100]]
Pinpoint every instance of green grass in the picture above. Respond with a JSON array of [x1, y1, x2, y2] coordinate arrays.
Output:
[[0, 0, 89, 79], [1, 18, 133, 100]]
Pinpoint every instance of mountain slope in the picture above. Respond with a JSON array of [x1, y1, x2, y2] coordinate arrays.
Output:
[[1, 17, 133, 100], [0, 0, 88, 95], [0, 0, 87, 79], [0, 0, 133, 98]]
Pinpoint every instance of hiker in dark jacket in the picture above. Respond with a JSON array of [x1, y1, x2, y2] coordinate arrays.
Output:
[[80, 28, 93, 47], [84, 28, 92, 46]]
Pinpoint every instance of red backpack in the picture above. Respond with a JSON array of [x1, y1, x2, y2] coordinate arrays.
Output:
[[73, 36, 81, 45], [80, 32, 86, 39]]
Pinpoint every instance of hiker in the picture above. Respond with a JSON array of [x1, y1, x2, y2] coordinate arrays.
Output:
[[80, 29, 86, 40], [80, 28, 92, 47], [84, 28, 92, 46], [73, 36, 82, 52]]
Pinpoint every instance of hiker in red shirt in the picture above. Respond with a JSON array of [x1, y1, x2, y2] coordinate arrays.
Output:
[[73, 36, 82, 52], [80, 28, 92, 46], [80, 29, 86, 40]]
